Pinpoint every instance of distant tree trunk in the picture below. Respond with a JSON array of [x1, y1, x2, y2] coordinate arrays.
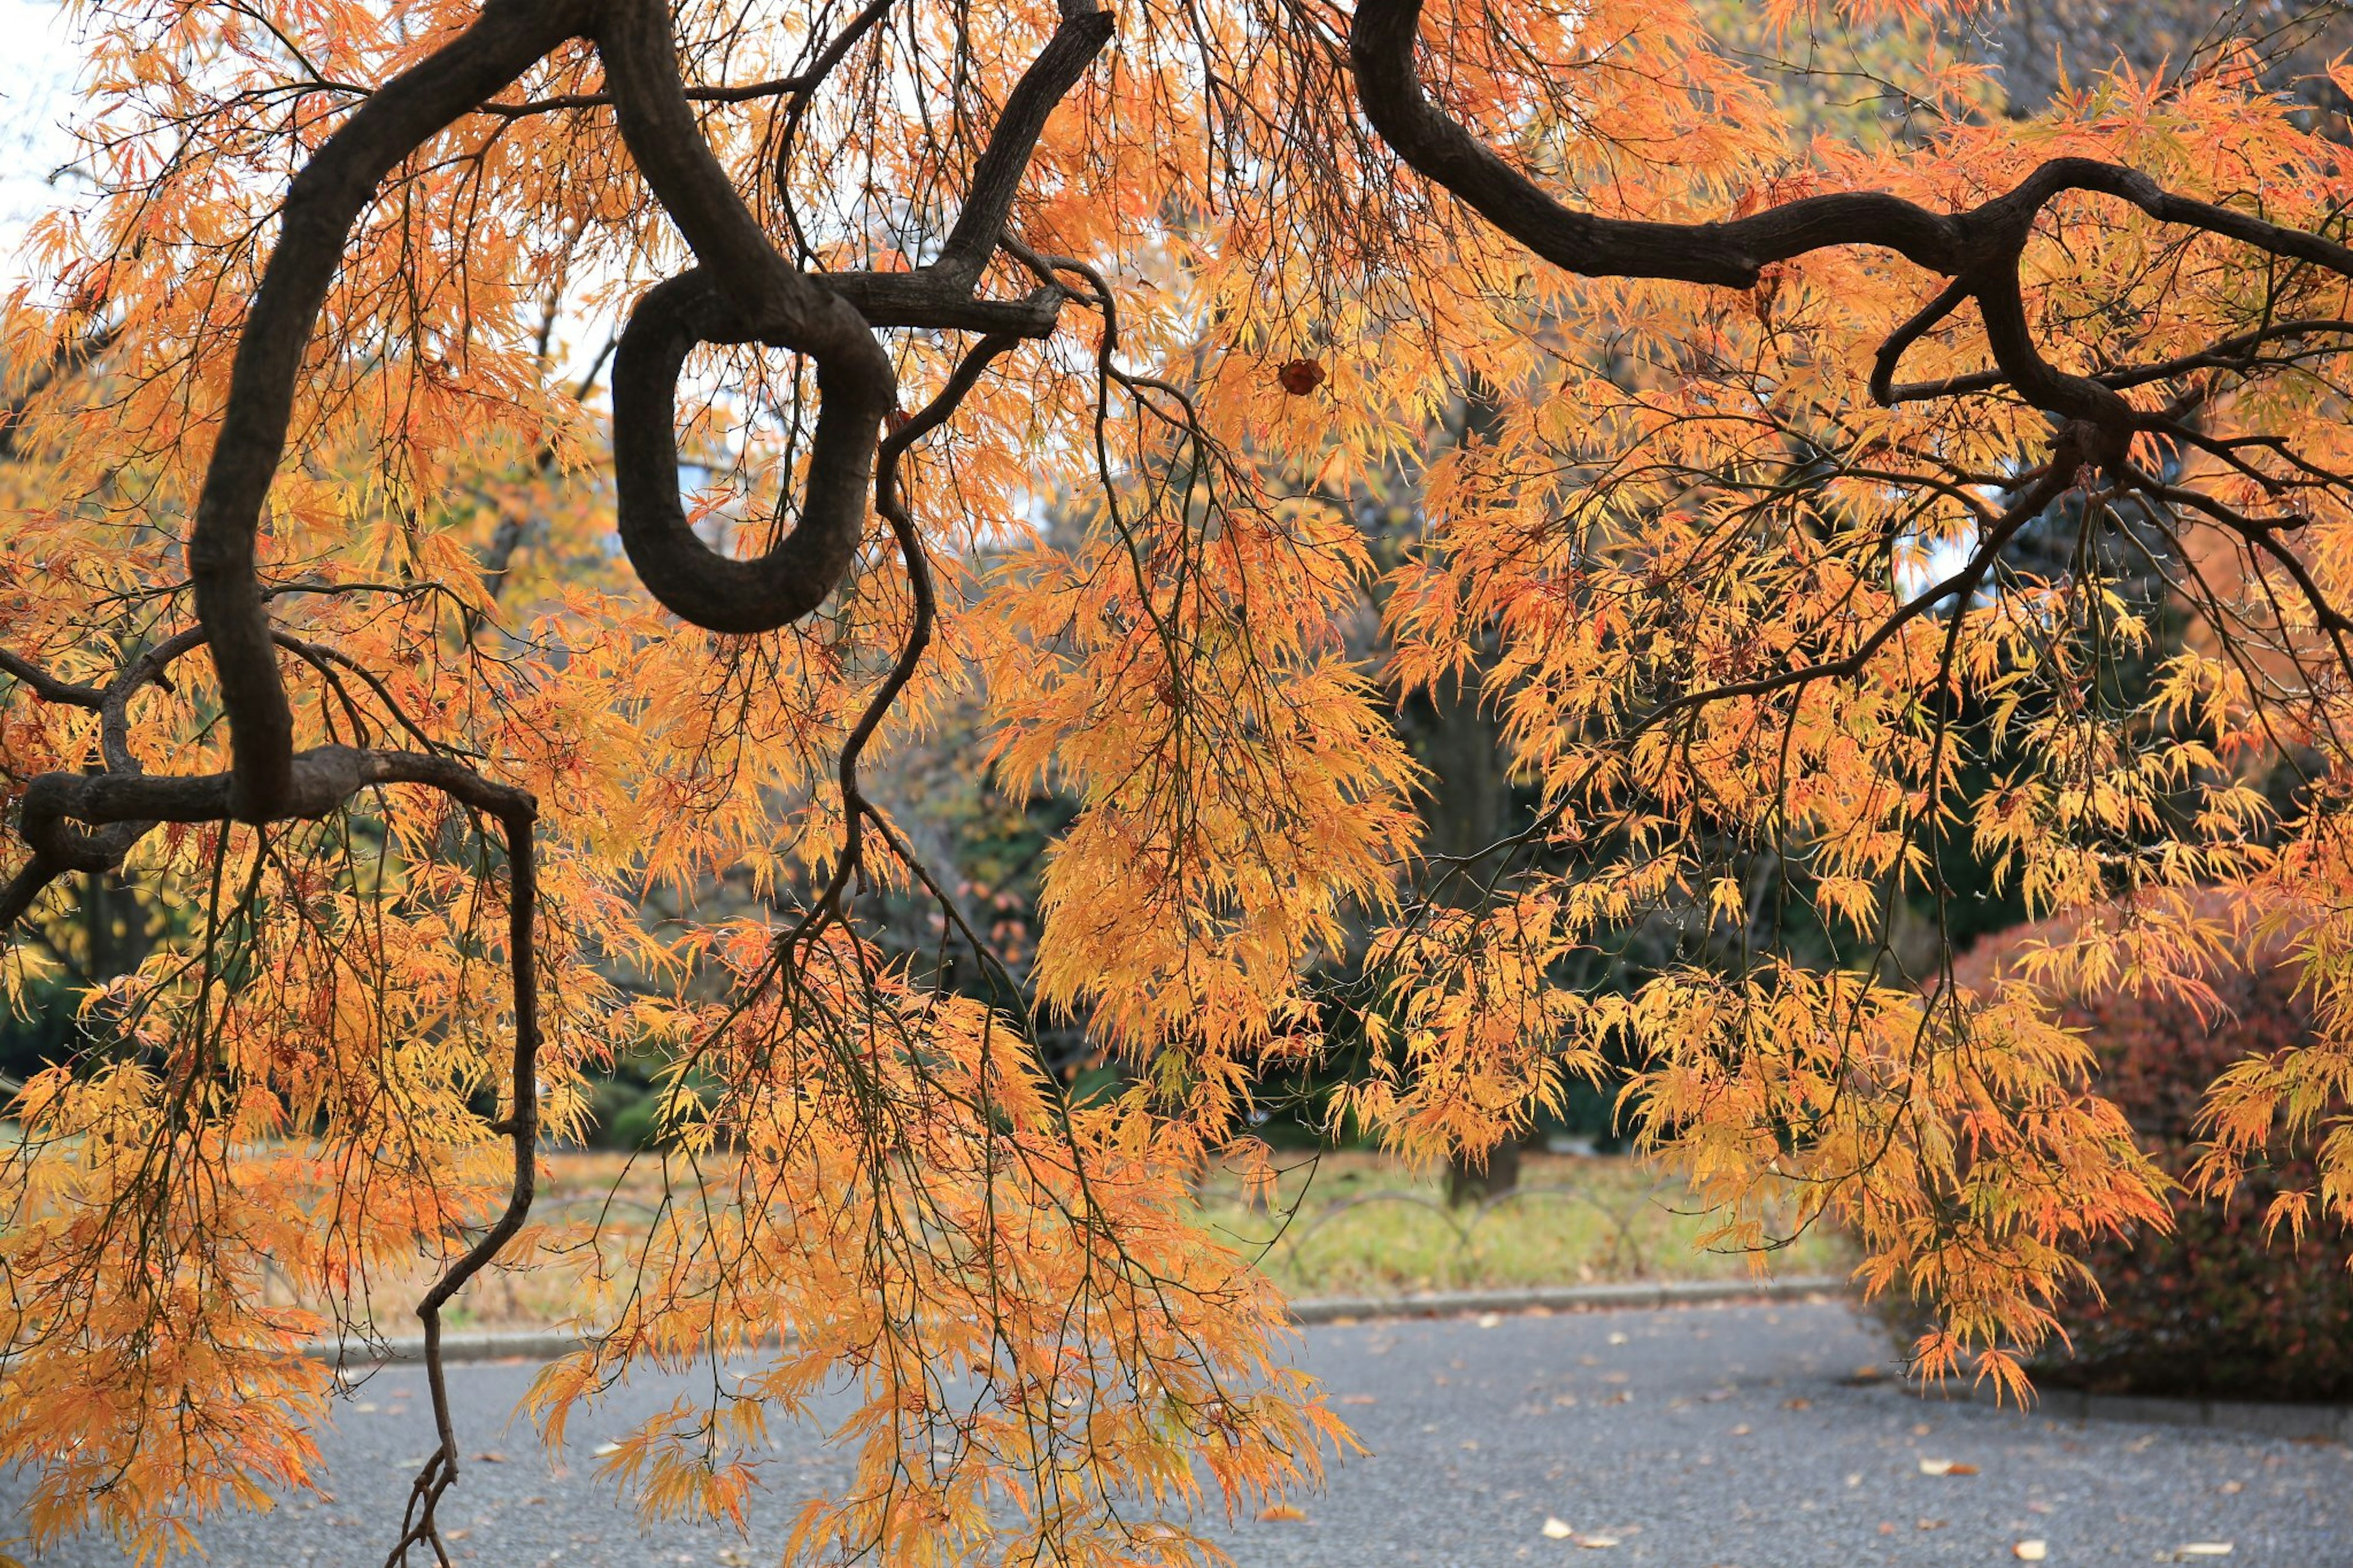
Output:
[[1404, 662, 1525, 1206], [1447, 1135, 1523, 1207]]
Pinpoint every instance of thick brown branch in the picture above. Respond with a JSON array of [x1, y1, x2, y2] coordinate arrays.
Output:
[[1349, 0, 2353, 466], [1869, 278, 1969, 407], [601, 0, 1103, 634], [19, 746, 529, 841], [481, 72, 819, 117], [822, 273, 1066, 335], [930, 4, 1114, 286], [1348, 0, 1963, 285], [598, 0, 895, 634], [0, 651, 105, 710], [188, 0, 592, 822], [0, 854, 63, 930]]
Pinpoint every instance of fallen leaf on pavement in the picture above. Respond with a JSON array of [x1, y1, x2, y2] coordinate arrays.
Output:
[[471, 1452, 507, 1463], [1256, 1504, 1307, 1523], [1783, 1396, 1812, 1410], [591, 1440, 624, 1457], [1916, 1518, 1948, 1531], [2014, 1542, 2047, 1562], [2173, 1547, 2233, 1558], [1917, 1458, 1977, 1476], [1477, 1313, 1504, 1328], [1574, 1535, 1619, 1548], [1542, 1517, 1575, 1540], [1338, 1394, 1377, 1405]]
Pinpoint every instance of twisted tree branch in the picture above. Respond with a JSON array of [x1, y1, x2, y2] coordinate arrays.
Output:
[[1348, 0, 2353, 474]]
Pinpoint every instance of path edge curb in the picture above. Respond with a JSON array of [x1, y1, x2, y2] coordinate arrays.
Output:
[[305, 1274, 1852, 1369], [1284, 1274, 1848, 1324]]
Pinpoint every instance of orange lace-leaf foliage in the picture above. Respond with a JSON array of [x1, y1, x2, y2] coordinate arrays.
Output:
[[526, 928, 1346, 1567], [3, 0, 2353, 1560]]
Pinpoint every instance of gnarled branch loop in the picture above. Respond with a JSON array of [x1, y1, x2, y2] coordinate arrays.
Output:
[[601, 0, 1106, 633]]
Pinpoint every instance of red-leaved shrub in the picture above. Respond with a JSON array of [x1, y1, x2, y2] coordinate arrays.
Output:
[[1952, 901, 2353, 1401]]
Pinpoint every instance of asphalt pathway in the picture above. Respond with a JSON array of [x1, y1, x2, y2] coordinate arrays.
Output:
[[5, 1300, 2346, 1566]]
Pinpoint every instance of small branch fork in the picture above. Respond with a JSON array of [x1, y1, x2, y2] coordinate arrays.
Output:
[[2, 0, 1107, 1562]]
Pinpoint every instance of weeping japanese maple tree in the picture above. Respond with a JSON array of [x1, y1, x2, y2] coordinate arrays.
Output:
[[5, 0, 2353, 1561]]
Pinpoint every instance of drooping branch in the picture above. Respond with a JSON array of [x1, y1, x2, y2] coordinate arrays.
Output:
[[385, 803, 540, 1568], [842, 338, 1025, 868]]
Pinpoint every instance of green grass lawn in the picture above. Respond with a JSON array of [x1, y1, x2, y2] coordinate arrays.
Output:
[[413, 1149, 1852, 1331], [0, 1136, 1848, 1335], [1188, 1150, 1852, 1298]]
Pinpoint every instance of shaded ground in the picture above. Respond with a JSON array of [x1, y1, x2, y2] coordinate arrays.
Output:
[[5, 1300, 2345, 1566]]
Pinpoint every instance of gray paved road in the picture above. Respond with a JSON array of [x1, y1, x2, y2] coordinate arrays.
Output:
[[6, 1300, 2346, 1566]]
